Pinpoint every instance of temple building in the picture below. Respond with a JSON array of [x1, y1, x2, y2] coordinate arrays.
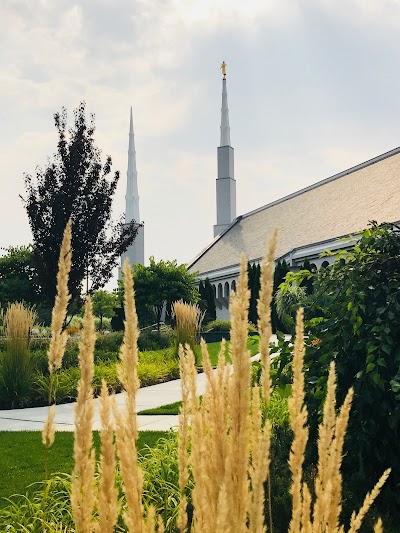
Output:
[[188, 64, 400, 320]]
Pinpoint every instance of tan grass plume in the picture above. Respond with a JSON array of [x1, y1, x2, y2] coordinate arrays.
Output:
[[257, 228, 278, 403], [113, 258, 149, 532], [42, 404, 56, 449], [4, 302, 36, 341], [48, 219, 72, 375], [70, 296, 96, 532], [287, 309, 390, 533], [173, 300, 203, 357], [98, 380, 119, 533], [42, 221, 72, 461], [288, 308, 308, 533]]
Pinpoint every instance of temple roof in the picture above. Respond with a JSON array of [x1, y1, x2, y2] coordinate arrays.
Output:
[[189, 146, 400, 275]]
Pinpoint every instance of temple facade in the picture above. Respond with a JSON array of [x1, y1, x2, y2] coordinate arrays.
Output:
[[188, 64, 400, 320]]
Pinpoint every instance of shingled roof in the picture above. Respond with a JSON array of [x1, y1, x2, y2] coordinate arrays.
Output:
[[188, 147, 400, 275]]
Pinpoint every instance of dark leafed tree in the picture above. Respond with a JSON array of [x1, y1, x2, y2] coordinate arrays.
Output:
[[23, 102, 139, 308], [198, 278, 216, 324], [248, 262, 261, 325], [204, 278, 216, 323]]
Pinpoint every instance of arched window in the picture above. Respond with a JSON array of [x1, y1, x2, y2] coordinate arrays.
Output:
[[224, 282, 230, 298], [213, 284, 216, 297], [310, 263, 317, 271], [231, 280, 237, 293], [321, 260, 330, 269], [218, 283, 223, 298]]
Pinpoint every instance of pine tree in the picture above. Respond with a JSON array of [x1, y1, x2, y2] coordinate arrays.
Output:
[[204, 278, 216, 323], [248, 262, 261, 325]]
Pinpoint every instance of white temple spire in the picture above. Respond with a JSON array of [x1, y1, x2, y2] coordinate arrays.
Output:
[[214, 62, 236, 238], [126, 106, 140, 223], [121, 107, 144, 267], [220, 61, 231, 147]]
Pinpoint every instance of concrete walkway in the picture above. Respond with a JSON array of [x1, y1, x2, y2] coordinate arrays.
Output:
[[0, 337, 282, 432], [0, 374, 202, 432]]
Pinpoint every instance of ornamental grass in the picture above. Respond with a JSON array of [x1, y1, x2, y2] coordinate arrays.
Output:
[[37, 225, 390, 532], [0, 302, 37, 408], [172, 300, 203, 362]]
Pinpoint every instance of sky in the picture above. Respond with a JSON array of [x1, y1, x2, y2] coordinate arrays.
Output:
[[2, 0, 400, 287]]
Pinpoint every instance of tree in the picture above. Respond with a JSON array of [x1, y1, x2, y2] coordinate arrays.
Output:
[[248, 262, 261, 325], [130, 257, 199, 331], [198, 278, 216, 324], [23, 102, 139, 309], [92, 290, 118, 329], [0, 245, 41, 307], [285, 223, 400, 493], [204, 278, 216, 323]]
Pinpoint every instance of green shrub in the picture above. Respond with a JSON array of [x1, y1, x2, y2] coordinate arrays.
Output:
[[95, 331, 124, 352], [138, 360, 179, 387], [203, 319, 231, 332], [275, 283, 306, 333], [94, 317, 112, 331], [301, 223, 400, 492], [62, 343, 80, 369], [29, 338, 51, 352], [0, 474, 75, 532], [140, 434, 188, 532], [34, 368, 79, 404], [266, 421, 293, 533], [264, 387, 291, 428], [0, 435, 183, 533], [93, 364, 120, 393], [138, 327, 174, 352], [31, 349, 179, 405], [30, 349, 49, 374], [93, 350, 119, 365]]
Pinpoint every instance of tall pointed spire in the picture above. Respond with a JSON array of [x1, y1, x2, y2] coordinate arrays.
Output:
[[121, 108, 145, 268], [125, 107, 140, 223], [214, 62, 236, 238], [220, 62, 231, 147]]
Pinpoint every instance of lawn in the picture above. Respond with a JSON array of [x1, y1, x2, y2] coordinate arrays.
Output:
[[0, 430, 167, 506], [202, 336, 259, 365], [139, 400, 183, 415]]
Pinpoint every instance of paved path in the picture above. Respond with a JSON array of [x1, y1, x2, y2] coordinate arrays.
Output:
[[0, 375, 202, 432], [0, 336, 282, 432]]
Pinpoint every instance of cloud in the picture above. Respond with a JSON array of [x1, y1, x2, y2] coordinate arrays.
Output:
[[2, 0, 400, 275]]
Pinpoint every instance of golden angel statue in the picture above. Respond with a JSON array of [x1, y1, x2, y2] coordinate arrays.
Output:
[[221, 61, 227, 80]]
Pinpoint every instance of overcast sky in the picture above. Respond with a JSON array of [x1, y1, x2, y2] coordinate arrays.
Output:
[[2, 0, 400, 286]]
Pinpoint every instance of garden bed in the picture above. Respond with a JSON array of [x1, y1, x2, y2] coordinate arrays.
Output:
[[0, 336, 259, 410], [0, 332, 180, 410]]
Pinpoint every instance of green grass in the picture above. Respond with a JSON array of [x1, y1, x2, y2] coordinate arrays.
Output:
[[202, 337, 259, 366], [0, 430, 167, 507], [139, 400, 183, 415]]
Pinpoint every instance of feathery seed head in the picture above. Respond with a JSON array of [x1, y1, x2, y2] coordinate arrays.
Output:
[[48, 220, 72, 375]]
